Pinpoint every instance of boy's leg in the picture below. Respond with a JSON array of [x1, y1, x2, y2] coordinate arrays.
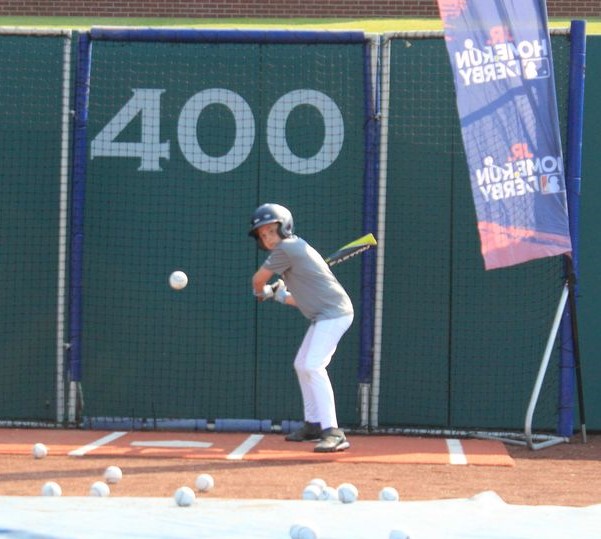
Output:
[[294, 315, 353, 431], [285, 323, 321, 442]]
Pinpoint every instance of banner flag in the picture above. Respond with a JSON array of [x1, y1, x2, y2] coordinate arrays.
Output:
[[436, 0, 571, 269]]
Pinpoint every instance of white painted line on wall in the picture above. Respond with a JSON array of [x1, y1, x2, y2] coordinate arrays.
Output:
[[68, 431, 127, 456], [227, 434, 264, 460], [446, 438, 468, 465]]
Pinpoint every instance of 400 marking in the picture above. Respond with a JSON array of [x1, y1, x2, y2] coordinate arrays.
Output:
[[91, 88, 344, 175]]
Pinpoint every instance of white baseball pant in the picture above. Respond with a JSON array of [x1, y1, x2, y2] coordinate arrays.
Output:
[[293, 314, 354, 430]]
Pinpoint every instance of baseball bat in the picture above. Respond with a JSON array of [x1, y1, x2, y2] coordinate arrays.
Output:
[[324, 233, 377, 267]]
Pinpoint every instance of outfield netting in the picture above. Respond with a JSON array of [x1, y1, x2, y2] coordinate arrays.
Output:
[[0, 30, 71, 425], [78, 31, 370, 429], [374, 30, 572, 443]]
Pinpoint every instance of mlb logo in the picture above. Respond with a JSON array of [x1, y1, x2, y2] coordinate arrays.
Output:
[[540, 174, 564, 194]]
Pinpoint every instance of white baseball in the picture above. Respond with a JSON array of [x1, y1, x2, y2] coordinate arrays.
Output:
[[41, 481, 62, 496], [307, 477, 327, 491], [169, 270, 188, 290], [379, 486, 400, 501], [32, 442, 48, 459], [318, 485, 338, 501], [194, 473, 214, 492], [174, 486, 196, 507], [389, 530, 411, 539], [103, 465, 123, 484], [297, 525, 318, 539], [301, 484, 322, 500], [89, 481, 110, 497], [290, 523, 318, 539], [337, 482, 359, 503]]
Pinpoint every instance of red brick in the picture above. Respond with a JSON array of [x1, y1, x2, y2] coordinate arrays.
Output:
[[0, 1, 598, 18]]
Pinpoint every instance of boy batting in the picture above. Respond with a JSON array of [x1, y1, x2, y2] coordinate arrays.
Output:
[[249, 203, 353, 452]]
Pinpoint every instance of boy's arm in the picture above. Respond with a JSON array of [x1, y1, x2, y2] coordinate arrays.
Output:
[[252, 267, 274, 296], [252, 267, 275, 301]]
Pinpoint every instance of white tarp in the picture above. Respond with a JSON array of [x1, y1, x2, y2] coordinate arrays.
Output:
[[0, 491, 600, 538]]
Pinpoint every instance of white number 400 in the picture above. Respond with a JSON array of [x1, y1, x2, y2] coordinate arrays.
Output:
[[90, 88, 344, 175]]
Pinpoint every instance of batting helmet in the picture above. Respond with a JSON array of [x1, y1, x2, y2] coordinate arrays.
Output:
[[248, 203, 294, 245]]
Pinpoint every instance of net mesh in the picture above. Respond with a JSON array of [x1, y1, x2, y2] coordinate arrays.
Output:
[[0, 33, 69, 423], [0, 29, 577, 436], [377, 33, 571, 433], [82, 37, 367, 426]]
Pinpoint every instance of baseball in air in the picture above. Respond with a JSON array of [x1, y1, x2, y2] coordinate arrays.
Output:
[[169, 270, 188, 290]]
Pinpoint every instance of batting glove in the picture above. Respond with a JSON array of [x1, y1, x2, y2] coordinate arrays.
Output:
[[261, 284, 275, 300], [274, 281, 291, 304], [254, 279, 285, 301]]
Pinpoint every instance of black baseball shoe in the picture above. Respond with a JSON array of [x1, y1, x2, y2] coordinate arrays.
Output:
[[314, 427, 350, 452], [285, 421, 322, 442]]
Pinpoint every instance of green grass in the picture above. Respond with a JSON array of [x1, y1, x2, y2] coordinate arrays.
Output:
[[0, 16, 600, 34]]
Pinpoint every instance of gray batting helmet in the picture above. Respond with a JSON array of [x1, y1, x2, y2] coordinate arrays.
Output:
[[248, 203, 294, 246]]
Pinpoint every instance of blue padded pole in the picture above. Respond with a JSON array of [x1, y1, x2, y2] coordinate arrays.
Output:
[[68, 32, 92, 382], [90, 27, 366, 44], [359, 38, 379, 385], [558, 20, 586, 437]]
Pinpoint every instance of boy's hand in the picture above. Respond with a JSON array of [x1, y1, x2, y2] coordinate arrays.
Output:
[[255, 279, 285, 301], [274, 281, 291, 304]]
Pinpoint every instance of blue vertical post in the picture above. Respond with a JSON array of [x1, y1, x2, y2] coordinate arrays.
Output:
[[359, 37, 379, 385], [69, 32, 92, 383], [558, 20, 586, 437]]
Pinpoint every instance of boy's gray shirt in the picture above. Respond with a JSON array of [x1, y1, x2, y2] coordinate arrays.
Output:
[[262, 236, 353, 322]]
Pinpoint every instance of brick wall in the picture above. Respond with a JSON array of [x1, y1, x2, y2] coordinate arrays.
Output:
[[1, 1, 599, 19]]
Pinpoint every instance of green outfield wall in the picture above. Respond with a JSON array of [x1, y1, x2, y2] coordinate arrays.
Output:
[[0, 34, 67, 421], [80, 37, 367, 425], [578, 36, 601, 434]]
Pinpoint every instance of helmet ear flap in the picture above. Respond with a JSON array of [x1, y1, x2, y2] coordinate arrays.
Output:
[[277, 222, 291, 239], [277, 207, 294, 238]]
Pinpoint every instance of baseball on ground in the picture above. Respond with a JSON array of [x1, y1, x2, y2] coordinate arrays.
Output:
[[290, 523, 319, 539], [103, 465, 123, 484], [32, 442, 48, 459], [41, 481, 62, 496], [174, 486, 196, 507], [194, 473, 214, 492], [337, 482, 359, 503], [319, 486, 339, 501], [379, 486, 400, 501], [89, 481, 110, 497], [301, 484, 322, 500]]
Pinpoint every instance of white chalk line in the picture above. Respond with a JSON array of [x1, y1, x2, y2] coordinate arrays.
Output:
[[226, 434, 264, 460], [68, 431, 128, 456], [130, 440, 213, 448], [446, 438, 468, 465]]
